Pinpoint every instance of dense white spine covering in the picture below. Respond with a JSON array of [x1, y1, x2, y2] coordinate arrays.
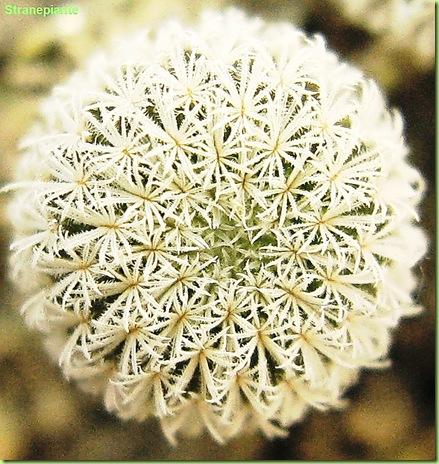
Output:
[[6, 10, 426, 443]]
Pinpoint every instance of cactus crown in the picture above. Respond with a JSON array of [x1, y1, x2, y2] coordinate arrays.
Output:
[[7, 10, 425, 443]]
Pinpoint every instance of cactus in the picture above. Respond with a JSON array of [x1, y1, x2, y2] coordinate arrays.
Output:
[[5, 10, 426, 443]]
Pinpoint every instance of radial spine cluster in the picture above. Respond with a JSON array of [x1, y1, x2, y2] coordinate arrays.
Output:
[[7, 10, 426, 443]]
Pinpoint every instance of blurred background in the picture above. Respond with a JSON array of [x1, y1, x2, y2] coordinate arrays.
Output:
[[0, 0, 435, 460]]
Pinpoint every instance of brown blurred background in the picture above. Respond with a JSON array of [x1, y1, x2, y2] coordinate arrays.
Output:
[[0, 0, 435, 460]]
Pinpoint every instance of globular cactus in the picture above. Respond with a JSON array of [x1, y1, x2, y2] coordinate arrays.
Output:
[[6, 10, 426, 443]]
